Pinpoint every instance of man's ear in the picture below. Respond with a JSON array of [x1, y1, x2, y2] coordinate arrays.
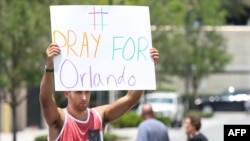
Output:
[[64, 91, 69, 98]]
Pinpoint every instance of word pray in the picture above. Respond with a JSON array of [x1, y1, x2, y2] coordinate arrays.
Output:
[[53, 30, 101, 58]]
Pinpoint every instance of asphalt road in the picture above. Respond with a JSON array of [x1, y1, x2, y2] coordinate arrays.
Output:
[[110, 111, 250, 141], [202, 112, 250, 141]]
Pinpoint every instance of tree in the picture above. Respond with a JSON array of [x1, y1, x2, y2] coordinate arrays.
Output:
[[184, 0, 232, 108], [0, 1, 51, 141], [131, 0, 232, 109]]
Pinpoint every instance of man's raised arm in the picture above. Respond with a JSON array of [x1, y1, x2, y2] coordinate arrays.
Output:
[[97, 47, 159, 124], [39, 43, 61, 127]]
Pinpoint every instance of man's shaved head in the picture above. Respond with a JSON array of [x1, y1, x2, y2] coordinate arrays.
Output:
[[141, 103, 154, 118]]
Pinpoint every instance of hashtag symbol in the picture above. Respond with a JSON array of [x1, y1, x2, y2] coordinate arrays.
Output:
[[88, 7, 108, 30]]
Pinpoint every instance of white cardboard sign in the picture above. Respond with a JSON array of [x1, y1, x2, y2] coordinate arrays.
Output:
[[50, 5, 156, 91]]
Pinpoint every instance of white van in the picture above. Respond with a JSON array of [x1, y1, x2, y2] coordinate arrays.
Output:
[[136, 91, 185, 127]]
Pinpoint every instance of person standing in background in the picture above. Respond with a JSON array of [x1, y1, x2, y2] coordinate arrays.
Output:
[[136, 103, 170, 141], [184, 115, 208, 141], [244, 95, 250, 115]]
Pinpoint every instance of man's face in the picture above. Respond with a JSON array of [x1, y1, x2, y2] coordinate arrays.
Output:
[[184, 118, 195, 134], [65, 91, 91, 111]]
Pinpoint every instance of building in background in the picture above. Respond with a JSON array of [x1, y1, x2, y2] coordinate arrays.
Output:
[[172, 26, 250, 94]]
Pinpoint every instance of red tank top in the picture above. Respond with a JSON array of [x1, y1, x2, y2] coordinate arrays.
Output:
[[52, 108, 103, 141]]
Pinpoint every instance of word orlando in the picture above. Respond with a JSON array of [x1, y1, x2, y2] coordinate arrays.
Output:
[[59, 59, 136, 89]]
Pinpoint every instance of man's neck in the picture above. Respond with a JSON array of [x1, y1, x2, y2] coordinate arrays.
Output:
[[191, 131, 200, 136], [144, 115, 154, 120], [66, 107, 88, 121]]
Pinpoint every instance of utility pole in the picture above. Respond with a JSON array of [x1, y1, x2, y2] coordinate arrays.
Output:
[[0, 55, 2, 141], [109, 0, 113, 5], [184, 0, 202, 111], [0, 92, 2, 141], [184, 61, 190, 112], [0, 84, 1, 141], [184, 0, 191, 112]]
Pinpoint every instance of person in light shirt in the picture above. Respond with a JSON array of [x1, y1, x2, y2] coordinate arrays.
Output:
[[136, 103, 170, 141]]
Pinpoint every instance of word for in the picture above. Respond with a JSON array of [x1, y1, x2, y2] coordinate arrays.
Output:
[[112, 36, 149, 61], [59, 59, 136, 88], [228, 129, 246, 136], [53, 30, 149, 61]]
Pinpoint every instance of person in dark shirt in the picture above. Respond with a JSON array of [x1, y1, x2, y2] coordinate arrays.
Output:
[[184, 115, 208, 141]]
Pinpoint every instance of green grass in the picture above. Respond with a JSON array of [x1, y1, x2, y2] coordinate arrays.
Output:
[[104, 133, 128, 141], [185, 110, 214, 118]]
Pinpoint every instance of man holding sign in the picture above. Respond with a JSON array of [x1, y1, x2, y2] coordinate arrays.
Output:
[[41, 5, 158, 141], [39, 43, 159, 141]]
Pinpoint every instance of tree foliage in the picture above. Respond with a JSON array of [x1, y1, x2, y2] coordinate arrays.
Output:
[[144, 0, 232, 109], [0, 1, 51, 141]]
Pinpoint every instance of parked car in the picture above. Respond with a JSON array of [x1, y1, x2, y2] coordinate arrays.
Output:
[[194, 87, 250, 113], [136, 91, 185, 127]]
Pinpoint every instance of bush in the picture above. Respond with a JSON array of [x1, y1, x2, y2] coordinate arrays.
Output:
[[185, 110, 214, 118], [112, 111, 142, 128], [104, 133, 127, 141], [35, 135, 47, 141], [155, 116, 172, 126], [111, 111, 172, 128]]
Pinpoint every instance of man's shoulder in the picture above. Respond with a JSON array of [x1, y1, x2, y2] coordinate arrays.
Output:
[[148, 118, 166, 126], [139, 118, 164, 127], [191, 133, 208, 141], [138, 120, 150, 128]]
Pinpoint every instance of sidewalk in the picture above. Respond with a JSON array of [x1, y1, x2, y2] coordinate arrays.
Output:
[[108, 127, 137, 141], [0, 128, 136, 141], [0, 128, 48, 141]]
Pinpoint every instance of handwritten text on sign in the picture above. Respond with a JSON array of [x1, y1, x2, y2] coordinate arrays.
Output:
[[50, 5, 156, 91]]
